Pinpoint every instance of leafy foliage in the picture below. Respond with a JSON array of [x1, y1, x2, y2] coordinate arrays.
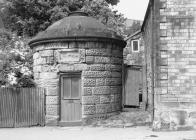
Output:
[[105, 0, 119, 5], [82, 0, 125, 36], [124, 21, 141, 36], [1, 0, 125, 37], [0, 29, 35, 87]]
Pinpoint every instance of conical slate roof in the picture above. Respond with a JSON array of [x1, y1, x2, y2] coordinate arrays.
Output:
[[29, 11, 126, 47]]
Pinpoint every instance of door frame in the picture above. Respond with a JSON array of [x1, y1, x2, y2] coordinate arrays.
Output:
[[58, 72, 82, 126]]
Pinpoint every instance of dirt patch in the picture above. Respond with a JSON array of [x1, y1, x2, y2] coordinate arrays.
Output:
[[91, 110, 152, 128]]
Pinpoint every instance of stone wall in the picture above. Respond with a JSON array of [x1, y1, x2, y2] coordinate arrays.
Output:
[[33, 42, 123, 125], [143, 0, 196, 130], [124, 33, 144, 66], [143, 5, 154, 113]]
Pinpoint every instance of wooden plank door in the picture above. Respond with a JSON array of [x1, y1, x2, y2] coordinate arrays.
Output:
[[60, 73, 82, 125], [125, 68, 141, 106]]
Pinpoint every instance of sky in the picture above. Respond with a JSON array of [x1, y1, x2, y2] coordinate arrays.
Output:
[[113, 0, 149, 20]]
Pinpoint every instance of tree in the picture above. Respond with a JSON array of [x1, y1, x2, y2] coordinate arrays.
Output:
[[124, 21, 141, 36], [0, 29, 35, 87], [1, 0, 125, 37], [105, 0, 119, 5]]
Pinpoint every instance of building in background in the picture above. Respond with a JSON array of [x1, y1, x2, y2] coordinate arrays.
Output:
[[124, 19, 142, 37], [123, 30, 145, 109], [124, 30, 144, 66]]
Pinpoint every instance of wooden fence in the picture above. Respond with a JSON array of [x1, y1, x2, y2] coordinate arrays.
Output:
[[0, 87, 45, 128]]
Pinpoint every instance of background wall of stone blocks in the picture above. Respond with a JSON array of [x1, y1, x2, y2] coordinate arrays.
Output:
[[144, 0, 196, 130]]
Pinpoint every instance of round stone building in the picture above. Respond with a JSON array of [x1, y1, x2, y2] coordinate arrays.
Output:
[[29, 11, 126, 126]]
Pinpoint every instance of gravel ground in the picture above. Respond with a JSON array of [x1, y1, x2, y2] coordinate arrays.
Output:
[[0, 111, 195, 140], [0, 126, 195, 140], [91, 111, 152, 128]]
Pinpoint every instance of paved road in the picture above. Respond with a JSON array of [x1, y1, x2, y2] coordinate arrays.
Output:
[[0, 126, 195, 140]]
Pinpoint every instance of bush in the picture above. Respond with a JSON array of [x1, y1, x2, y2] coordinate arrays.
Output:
[[0, 30, 35, 87]]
